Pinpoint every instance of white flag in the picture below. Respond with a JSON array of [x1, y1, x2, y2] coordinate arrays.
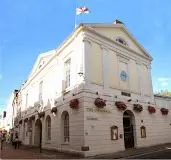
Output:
[[76, 6, 90, 15]]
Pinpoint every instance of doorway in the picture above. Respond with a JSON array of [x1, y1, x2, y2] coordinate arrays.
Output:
[[123, 110, 135, 149], [34, 119, 42, 147]]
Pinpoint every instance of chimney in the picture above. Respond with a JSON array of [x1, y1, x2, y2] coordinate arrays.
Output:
[[113, 19, 124, 25]]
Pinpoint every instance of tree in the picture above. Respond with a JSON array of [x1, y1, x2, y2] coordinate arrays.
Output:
[[155, 89, 171, 96]]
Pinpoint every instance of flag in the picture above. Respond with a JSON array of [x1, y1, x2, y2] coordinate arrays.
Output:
[[76, 6, 90, 15]]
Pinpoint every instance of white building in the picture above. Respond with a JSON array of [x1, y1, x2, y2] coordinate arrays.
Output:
[[11, 20, 171, 157]]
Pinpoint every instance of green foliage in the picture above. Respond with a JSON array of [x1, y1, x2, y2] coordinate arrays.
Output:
[[155, 89, 171, 96]]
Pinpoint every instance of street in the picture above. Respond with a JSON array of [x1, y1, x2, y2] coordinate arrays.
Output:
[[126, 148, 171, 159]]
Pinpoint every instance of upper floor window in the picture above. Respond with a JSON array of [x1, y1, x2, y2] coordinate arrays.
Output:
[[39, 81, 43, 103], [26, 93, 28, 108], [64, 59, 71, 88], [116, 37, 128, 46]]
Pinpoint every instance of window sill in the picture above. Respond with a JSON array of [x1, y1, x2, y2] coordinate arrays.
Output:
[[61, 142, 69, 145], [63, 87, 72, 95], [45, 140, 51, 144]]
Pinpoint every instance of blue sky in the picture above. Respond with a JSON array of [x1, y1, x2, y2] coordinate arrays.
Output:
[[0, 0, 171, 111]]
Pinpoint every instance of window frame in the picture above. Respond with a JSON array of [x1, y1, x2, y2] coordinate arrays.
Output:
[[64, 59, 71, 89], [39, 81, 43, 103]]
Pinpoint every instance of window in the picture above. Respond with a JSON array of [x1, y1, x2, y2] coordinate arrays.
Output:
[[26, 93, 28, 108], [64, 59, 71, 88], [62, 111, 69, 142], [39, 81, 43, 103], [116, 37, 128, 46], [46, 116, 51, 140]]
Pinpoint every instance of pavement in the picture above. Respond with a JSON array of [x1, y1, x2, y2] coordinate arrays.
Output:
[[0, 143, 81, 159]]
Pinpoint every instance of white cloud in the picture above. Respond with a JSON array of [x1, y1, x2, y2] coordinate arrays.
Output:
[[0, 74, 2, 80], [156, 77, 171, 89], [160, 82, 169, 87], [157, 77, 171, 82]]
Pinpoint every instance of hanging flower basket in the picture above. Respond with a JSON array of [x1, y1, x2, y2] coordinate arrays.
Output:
[[24, 118, 28, 122], [38, 111, 45, 118], [94, 98, 106, 108], [29, 115, 35, 120], [148, 106, 156, 114], [160, 108, 169, 115], [51, 107, 57, 114], [69, 98, 79, 109], [133, 104, 143, 112], [115, 101, 127, 111], [19, 120, 23, 124]]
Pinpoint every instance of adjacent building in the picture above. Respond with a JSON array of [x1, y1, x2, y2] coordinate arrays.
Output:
[[10, 20, 171, 157]]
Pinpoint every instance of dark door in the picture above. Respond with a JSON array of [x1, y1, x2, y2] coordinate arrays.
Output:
[[123, 117, 134, 148], [39, 123, 42, 152]]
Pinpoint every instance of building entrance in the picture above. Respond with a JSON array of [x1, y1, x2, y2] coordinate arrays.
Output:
[[123, 110, 135, 149]]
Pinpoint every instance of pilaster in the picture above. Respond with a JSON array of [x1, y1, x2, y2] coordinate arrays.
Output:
[[82, 37, 92, 84], [101, 45, 109, 91]]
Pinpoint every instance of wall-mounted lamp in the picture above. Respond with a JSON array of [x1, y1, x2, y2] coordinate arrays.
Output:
[[127, 99, 132, 102], [115, 96, 117, 98], [96, 92, 98, 95], [137, 100, 139, 102], [148, 102, 150, 104], [78, 72, 85, 78]]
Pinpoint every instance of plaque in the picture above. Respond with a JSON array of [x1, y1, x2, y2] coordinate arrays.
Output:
[[111, 126, 118, 140], [140, 126, 146, 138]]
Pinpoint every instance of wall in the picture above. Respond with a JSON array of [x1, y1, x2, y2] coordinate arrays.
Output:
[[18, 31, 86, 154], [82, 88, 171, 157], [84, 30, 154, 103]]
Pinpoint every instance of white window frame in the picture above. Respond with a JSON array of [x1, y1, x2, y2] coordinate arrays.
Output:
[[25, 93, 28, 108], [64, 59, 71, 89], [39, 81, 43, 103]]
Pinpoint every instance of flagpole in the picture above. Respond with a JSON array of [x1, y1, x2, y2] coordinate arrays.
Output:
[[74, 0, 77, 28]]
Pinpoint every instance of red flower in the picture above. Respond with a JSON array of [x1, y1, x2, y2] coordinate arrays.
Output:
[[148, 106, 156, 114], [94, 98, 106, 108], [160, 108, 169, 115], [133, 104, 143, 112], [115, 101, 127, 111], [70, 99, 79, 109]]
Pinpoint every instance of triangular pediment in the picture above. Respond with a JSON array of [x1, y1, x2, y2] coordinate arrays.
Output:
[[84, 24, 152, 60], [28, 50, 55, 80]]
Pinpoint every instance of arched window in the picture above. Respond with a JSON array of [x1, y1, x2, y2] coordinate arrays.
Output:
[[116, 37, 128, 46], [46, 115, 51, 140], [61, 111, 69, 143]]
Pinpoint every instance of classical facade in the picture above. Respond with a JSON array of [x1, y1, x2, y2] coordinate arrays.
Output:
[[11, 20, 171, 157]]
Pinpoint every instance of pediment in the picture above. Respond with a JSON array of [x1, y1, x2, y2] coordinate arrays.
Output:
[[87, 24, 152, 60], [28, 50, 55, 79]]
